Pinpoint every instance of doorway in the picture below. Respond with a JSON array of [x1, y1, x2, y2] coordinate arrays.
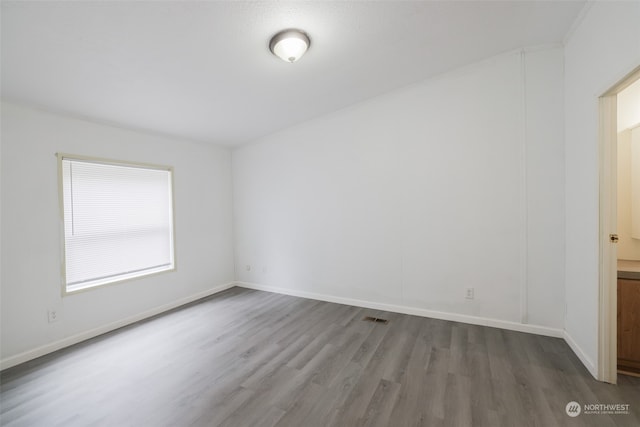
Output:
[[599, 66, 640, 384]]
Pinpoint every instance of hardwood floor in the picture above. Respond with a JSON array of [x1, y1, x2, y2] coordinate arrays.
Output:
[[1, 287, 639, 427]]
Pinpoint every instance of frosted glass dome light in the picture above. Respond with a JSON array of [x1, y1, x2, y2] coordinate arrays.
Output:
[[269, 29, 310, 63]]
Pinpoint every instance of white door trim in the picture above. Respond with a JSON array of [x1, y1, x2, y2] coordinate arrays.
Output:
[[598, 94, 617, 384]]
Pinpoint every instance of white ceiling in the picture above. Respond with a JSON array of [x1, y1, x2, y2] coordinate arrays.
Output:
[[1, 1, 585, 147]]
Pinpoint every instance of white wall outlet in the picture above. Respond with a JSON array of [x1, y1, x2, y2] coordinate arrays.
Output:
[[47, 308, 60, 323], [245, 264, 251, 271], [465, 288, 474, 299]]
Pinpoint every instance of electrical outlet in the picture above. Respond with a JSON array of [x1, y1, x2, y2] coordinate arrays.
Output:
[[48, 309, 60, 323], [465, 288, 474, 300], [246, 265, 251, 271]]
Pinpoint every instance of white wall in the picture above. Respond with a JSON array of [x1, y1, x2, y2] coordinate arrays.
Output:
[[564, 1, 640, 377], [233, 47, 565, 334], [524, 48, 566, 329], [0, 102, 235, 367]]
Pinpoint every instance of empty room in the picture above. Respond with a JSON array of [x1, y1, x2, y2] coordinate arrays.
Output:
[[1, 1, 640, 426]]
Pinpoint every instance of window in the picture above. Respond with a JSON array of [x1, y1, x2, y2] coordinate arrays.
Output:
[[58, 154, 175, 293]]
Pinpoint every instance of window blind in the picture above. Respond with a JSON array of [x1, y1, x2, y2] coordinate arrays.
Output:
[[61, 157, 175, 292]]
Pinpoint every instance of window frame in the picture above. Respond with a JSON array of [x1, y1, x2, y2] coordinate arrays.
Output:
[[57, 153, 177, 296]]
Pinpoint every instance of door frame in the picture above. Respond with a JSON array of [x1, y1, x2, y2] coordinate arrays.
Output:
[[598, 66, 640, 384]]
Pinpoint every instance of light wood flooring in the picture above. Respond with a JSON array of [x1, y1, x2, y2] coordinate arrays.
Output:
[[1, 287, 639, 427]]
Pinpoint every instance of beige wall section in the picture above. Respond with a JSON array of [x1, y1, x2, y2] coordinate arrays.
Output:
[[617, 78, 640, 132], [632, 127, 640, 240], [617, 126, 640, 260]]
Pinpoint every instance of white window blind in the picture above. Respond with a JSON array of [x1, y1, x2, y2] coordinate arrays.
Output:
[[60, 156, 175, 292]]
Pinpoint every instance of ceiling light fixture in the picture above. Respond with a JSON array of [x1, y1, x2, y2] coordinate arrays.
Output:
[[269, 29, 310, 63]]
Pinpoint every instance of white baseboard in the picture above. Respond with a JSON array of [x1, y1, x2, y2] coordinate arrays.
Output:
[[563, 330, 598, 379], [235, 281, 564, 338], [0, 282, 235, 371]]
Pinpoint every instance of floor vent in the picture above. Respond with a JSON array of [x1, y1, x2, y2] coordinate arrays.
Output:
[[363, 316, 389, 324]]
